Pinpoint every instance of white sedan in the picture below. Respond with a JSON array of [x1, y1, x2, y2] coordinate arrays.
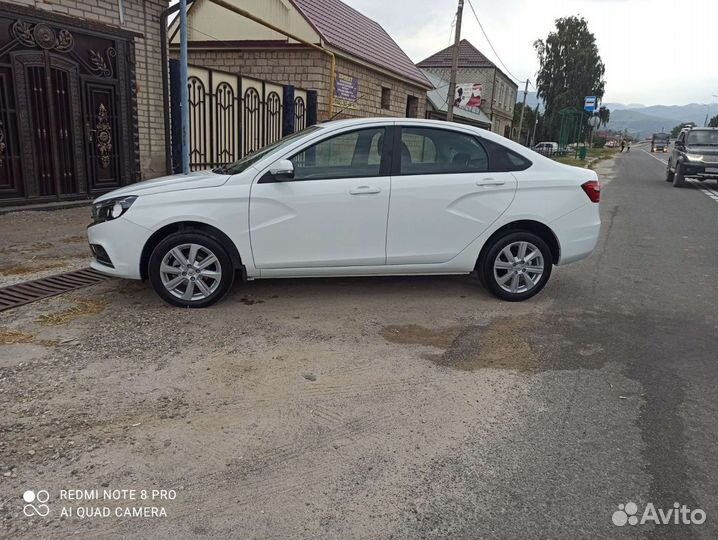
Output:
[[87, 118, 601, 307]]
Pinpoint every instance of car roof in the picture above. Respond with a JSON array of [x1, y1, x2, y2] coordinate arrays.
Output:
[[317, 117, 526, 152]]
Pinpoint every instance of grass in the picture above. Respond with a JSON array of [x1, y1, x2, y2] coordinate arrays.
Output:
[[37, 300, 108, 326]]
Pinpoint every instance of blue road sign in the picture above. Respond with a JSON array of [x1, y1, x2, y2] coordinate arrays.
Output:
[[584, 96, 597, 113]]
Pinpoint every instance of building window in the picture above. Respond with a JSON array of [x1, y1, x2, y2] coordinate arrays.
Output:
[[381, 87, 391, 110], [405, 95, 418, 118]]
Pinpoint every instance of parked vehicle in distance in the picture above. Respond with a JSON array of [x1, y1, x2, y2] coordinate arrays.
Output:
[[87, 119, 601, 307], [666, 127, 718, 187], [533, 141, 559, 156], [605, 140, 618, 148], [651, 132, 670, 152]]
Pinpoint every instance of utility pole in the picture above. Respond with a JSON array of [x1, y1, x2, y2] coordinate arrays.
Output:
[[516, 78, 529, 143], [179, 0, 189, 174], [446, 0, 463, 122], [530, 102, 539, 146]]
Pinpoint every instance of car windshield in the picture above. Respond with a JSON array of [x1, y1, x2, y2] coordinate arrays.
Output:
[[654, 133, 669, 141], [686, 130, 718, 146], [214, 126, 321, 175]]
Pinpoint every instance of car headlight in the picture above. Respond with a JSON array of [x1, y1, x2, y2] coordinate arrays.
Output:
[[92, 195, 137, 224], [685, 153, 703, 162]]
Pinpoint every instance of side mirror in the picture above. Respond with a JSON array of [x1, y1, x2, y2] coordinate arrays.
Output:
[[269, 159, 294, 180]]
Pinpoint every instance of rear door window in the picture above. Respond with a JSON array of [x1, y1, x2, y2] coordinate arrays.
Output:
[[397, 127, 489, 175]]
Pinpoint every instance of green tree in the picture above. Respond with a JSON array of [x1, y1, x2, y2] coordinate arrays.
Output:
[[670, 122, 696, 138], [534, 16, 606, 141], [709, 114, 718, 128]]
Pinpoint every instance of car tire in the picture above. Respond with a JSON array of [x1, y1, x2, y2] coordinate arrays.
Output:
[[665, 163, 674, 182], [148, 231, 235, 308], [478, 231, 553, 302], [673, 163, 687, 188]]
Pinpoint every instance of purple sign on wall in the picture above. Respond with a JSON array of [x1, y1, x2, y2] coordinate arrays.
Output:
[[334, 73, 358, 109]]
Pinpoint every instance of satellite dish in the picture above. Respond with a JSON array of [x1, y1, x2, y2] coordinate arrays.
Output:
[[588, 116, 601, 128]]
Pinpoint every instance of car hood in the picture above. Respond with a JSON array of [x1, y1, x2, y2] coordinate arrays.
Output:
[[93, 170, 230, 203], [685, 145, 718, 156]]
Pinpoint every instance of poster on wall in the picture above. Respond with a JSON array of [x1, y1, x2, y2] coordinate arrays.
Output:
[[334, 73, 359, 109], [453, 83, 483, 111]]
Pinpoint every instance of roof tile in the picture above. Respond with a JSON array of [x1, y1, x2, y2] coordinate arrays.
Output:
[[290, 0, 430, 87], [417, 39, 496, 68]]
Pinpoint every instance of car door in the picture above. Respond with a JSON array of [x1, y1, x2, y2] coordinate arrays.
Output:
[[249, 126, 391, 269], [386, 126, 517, 265]]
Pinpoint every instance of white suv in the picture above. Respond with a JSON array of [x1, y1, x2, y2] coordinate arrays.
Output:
[[87, 119, 601, 307]]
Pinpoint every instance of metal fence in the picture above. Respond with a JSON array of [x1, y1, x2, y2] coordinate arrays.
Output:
[[170, 62, 316, 172]]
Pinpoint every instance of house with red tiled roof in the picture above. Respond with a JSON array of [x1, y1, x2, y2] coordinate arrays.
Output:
[[418, 39, 518, 138], [169, 0, 431, 121]]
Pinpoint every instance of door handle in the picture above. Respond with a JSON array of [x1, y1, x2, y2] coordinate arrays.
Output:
[[476, 178, 505, 186], [350, 186, 381, 195]]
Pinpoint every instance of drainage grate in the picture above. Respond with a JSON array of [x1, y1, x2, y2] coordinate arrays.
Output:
[[0, 268, 111, 312]]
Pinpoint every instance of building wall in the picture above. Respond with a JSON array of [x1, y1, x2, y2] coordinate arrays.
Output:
[[182, 47, 427, 122], [422, 65, 517, 137], [12, 0, 168, 179]]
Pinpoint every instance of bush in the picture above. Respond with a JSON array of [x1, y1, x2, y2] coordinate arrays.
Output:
[[592, 136, 607, 149]]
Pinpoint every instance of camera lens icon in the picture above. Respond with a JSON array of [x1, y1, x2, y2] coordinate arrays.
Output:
[[22, 490, 50, 517]]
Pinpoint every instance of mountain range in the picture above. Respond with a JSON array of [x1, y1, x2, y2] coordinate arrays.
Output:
[[518, 93, 716, 138]]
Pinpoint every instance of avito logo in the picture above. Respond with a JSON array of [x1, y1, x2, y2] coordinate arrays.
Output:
[[613, 501, 706, 526]]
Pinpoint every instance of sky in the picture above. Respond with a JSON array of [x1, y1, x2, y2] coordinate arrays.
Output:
[[343, 0, 718, 107]]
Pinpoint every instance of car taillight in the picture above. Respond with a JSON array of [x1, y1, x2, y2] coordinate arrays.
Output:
[[581, 180, 600, 203]]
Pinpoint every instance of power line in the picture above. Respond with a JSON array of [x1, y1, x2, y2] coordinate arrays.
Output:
[[465, 0, 531, 88]]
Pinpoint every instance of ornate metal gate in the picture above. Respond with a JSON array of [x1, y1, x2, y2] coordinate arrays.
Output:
[[0, 10, 136, 203], [172, 64, 310, 172]]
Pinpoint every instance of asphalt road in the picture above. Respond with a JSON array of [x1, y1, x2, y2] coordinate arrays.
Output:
[[2, 146, 716, 539]]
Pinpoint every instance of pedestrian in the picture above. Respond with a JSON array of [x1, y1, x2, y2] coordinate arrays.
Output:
[[627, 140, 631, 152], [620, 140, 625, 152]]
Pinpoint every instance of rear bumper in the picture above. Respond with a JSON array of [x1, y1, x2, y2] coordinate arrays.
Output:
[[86, 217, 150, 279], [551, 203, 601, 265]]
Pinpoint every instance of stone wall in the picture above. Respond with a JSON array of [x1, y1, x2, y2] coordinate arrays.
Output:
[[12, 0, 168, 179]]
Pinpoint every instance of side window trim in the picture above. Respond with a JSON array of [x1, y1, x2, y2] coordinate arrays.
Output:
[[260, 126, 392, 183]]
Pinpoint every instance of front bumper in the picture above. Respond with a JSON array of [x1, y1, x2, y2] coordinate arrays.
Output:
[[681, 162, 718, 179], [87, 217, 151, 279]]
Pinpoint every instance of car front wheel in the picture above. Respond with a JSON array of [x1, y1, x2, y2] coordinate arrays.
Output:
[[479, 232, 553, 301], [665, 162, 674, 182], [148, 232, 235, 308], [673, 163, 687, 188]]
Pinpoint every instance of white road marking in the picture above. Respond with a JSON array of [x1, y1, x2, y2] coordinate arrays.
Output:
[[641, 149, 718, 204]]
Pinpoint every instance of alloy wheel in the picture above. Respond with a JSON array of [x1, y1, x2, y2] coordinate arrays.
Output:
[[159, 243, 222, 301], [493, 241, 545, 294]]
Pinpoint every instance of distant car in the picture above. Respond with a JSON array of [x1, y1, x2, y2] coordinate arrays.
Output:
[[605, 140, 618, 148], [651, 132, 670, 152], [534, 142, 559, 156], [666, 127, 718, 187], [87, 118, 601, 307]]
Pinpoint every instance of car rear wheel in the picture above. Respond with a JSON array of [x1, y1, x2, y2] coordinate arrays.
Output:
[[673, 164, 687, 188], [148, 232, 235, 308], [478, 232, 553, 302]]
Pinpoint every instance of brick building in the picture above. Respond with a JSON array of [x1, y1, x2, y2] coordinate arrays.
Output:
[[0, 0, 168, 205], [418, 39, 518, 138], [169, 0, 431, 121]]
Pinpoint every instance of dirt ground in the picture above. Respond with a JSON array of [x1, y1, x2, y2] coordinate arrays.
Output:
[[0, 204, 555, 538], [1, 262, 553, 538], [0, 207, 93, 287], [1, 156, 714, 539]]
